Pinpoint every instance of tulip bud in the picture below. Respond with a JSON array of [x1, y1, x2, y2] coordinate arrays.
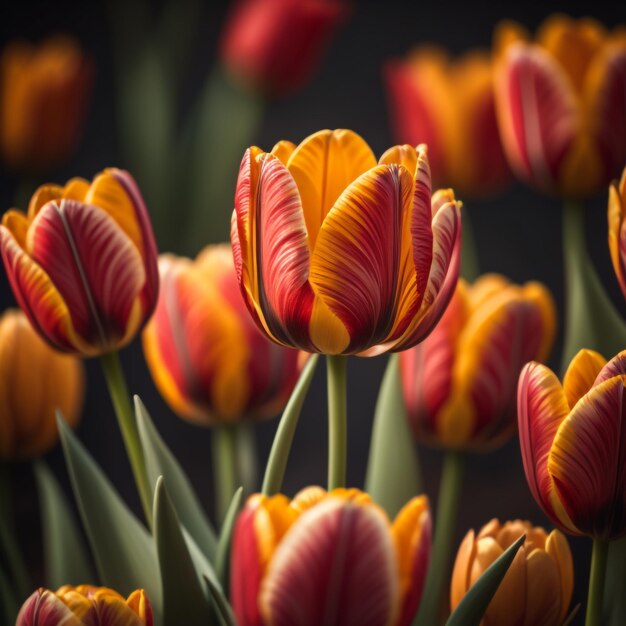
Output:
[[451, 519, 573, 626]]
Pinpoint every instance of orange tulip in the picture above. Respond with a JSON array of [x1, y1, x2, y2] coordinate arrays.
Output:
[[0, 36, 92, 172], [400, 274, 555, 450], [0, 169, 159, 356], [385, 47, 510, 198], [0, 308, 83, 460], [231, 129, 462, 356], [143, 245, 301, 424], [494, 15, 626, 198], [518, 348, 626, 539], [16, 586, 152, 626], [231, 487, 431, 626], [450, 519, 573, 626], [608, 165, 626, 299]]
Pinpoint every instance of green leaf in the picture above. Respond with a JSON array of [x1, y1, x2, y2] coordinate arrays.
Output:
[[365, 354, 422, 518], [446, 534, 525, 626], [135, 396, 217, 560], [603, 537, 626, 625], [154, 477, 213, 626], [262, 355, 319, 495], [215, 487, 243, 591], [33, 461, 94, 587], [0, 561, 19, 624], [57, 415, 162, 620], [562, 604, 580, 626], [204, 576, 238, 626]]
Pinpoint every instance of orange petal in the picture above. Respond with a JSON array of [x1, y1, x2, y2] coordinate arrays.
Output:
[[522, 548, 562, 626], [450, 530, 476, 611], [608, 168, 626, 298], [270, 140, 296, 164], [562, 349, 606, 408], [378, 144, 418, 176], [545, 530, 574, 624], [2, 209, 30, 248]]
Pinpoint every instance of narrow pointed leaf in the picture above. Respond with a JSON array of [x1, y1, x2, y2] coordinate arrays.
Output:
[[262, 354, 319, 495], [204, 576, 238, 626], [34, 461, 94, 587], [135, 396, 217, 559], [365, 354, 422, 518], [215, 487, 243, 591], [57, 415, 162, 619], [154, 476, 213, 626], [562, 604, 581, 626], [445, 534, 525, 626]]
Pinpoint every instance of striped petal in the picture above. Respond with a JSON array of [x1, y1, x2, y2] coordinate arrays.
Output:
[[517, 362, 577, 533], [126, 590, 153, 626], [608, 169, 626, 298], [79, 592, 145, 626], [16, 589, 81, 626], [287, 129, 376, 249], [595, 349, 626, 386], [260, 498, 399, 626], [563, 349, 607, 408], [549, 376, 626, 539]]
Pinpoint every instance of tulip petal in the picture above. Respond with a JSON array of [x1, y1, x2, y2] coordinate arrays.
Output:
[[450, 530, 476, 611], [16, 589, 81, 626], [378, 144, 418, 176], [563, 350, 608, 412], [549, 376, 626, 538], [545, 530, 574, 624], [594, 349, 626, 386], [608, 173, 626, 298], [260, 498, 399, 626], [287, 129, 376, 249], [522, 548, 562, 626], [126, 590, 153, 626], [271, 140, 296, 164]]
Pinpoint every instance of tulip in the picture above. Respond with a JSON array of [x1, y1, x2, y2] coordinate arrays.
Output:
[[450, 519, 573, 626], [0, 309, 83, 460], [231, 487, 431, 626], [385, 47, 510, 199], [220, 0, 347, 97], [494, 15, 626, 199], [608, 165, 626, 299], [401, 274, 556, 451], [0, 36, 92, 172], [16, 586, 153, 626]]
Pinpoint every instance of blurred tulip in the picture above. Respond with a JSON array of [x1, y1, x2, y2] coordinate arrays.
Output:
[[220, 0, 347, 96], [0, 168, 159, 356], [385, 47, 510, 198], [450, 519, 573, 625], [231, 487, 431, 626], [143, 244, 301, 424], [0, 308, 83, 460], [400, 274, 555, 451], [16, 586, 153, 626], [609, 165, 626, 299], [232, 129, 462, 356], [494, 15, 626, 198], [0, 36, 92, 172], [518, 348, 626, 539]]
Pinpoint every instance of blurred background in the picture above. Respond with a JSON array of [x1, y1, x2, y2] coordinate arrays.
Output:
[[1, 0, 625, 620]]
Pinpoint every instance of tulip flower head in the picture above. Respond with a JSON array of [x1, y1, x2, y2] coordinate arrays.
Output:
[[220, 0, 347, 96], [0, 36, 93, 172], [494, 15, 626, 198], [231, 487, 431, 626], [400, 274, 555, 451], [451, 519, 573, 626], [143, 245, 301, 424], [608, 165, 626, 299], [518, 348, 626, 539], [16, 586, 153, 626], [0, 169, 159, 356], [385, 47, 510, 198], [231, 129, 462, 356], [0, 308, 83, 460]]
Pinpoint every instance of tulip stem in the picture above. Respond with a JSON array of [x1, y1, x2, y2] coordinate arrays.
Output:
[[100, 351, 153, 525], [212, 425, 239, 525], [327, 355, 348, 490], [586, 539, 609, 626], [414, 450, 464, 626]]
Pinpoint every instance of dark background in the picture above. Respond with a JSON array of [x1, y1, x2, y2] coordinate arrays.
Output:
[[2, 0, 626, 621]]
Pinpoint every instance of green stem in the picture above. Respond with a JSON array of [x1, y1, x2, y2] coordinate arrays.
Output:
[[99, 352, 152, 524], [327, 355, 348, 490], [414, 451, 464, 626], [459, 204, 480, 282], [234, 423, 257, 496], [586, 539, 609, 626], [212, 425, 239, 524], [561, 200, 626, 371]]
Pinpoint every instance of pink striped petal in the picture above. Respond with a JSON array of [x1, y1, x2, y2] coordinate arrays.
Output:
[[594, 350, 626, 386], [16, 589, 81, 626], [260, 498, 399, 626]]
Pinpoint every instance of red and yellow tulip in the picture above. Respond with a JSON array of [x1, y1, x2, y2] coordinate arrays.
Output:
[[608, 165, 626, 299], [0, 308, 83, 460], [231, 129, 462, 356], [0, 169, 159, 356], [16, 586, 152, 626], [450, 519, 573, 625], [143, 244, 301, 424], [400, 274, 555, 450], [231, 487, 431, 626], [220, 0, 347, 96], [0, 36, 92, 172], [518, 348, 626, 539], [385, 47, 510, 198], [494, 15, 626, 198]]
